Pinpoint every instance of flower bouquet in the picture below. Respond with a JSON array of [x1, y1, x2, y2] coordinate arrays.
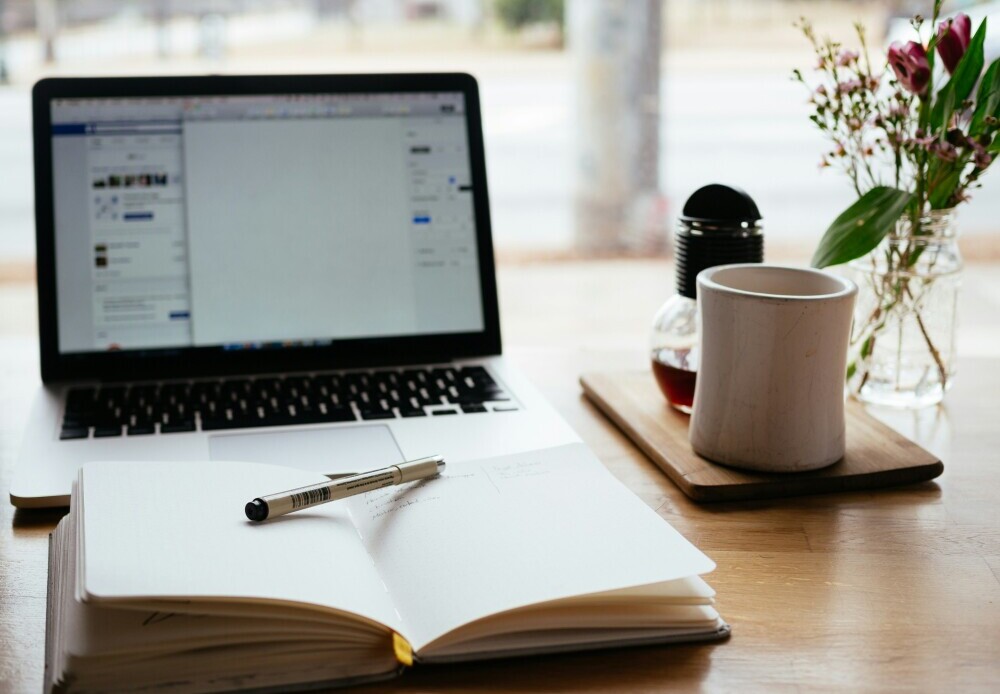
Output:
[[794, 1, 999, 407]]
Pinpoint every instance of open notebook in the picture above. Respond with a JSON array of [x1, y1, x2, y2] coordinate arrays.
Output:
[[45, 443, 729, 693]]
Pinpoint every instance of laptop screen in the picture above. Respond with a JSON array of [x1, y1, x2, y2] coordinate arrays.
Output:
[[48, 91, 484, 356]]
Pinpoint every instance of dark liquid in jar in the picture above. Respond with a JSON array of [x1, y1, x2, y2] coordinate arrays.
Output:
[[651, 359, 696, 413]]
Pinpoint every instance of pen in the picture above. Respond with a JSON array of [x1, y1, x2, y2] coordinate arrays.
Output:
[[244, 455, 445, 522]]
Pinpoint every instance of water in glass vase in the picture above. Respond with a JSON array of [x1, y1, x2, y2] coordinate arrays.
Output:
[[847, 210, 962, 408]]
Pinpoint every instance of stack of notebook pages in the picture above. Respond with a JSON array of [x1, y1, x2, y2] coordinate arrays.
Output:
[[46, 443, 729, 692]]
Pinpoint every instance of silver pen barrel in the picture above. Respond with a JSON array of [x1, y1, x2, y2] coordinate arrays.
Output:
[[245, 455, 445, 521]]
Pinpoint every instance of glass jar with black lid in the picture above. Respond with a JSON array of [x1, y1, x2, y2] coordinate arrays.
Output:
[[650, 184, 764, 413]]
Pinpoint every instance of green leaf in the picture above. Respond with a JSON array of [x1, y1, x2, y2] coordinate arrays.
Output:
[[939, 88, 956, 137], [926, 152, 971, 209], [811, 187, 913, 268], [929, 166, 963, 208], [931, 18, 987, 129], [970, 58, 1000, 134]]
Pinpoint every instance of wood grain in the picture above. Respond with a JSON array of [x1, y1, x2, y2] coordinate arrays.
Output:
[[581, 370, 943, 502], [3, 260, 1000, 692]]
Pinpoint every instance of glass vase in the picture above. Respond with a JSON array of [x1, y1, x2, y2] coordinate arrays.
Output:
[[846, 209, 962, 408]]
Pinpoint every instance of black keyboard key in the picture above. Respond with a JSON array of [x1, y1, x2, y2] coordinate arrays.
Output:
[[317, 405, 356, 423], [459, 365, 491, 379], [222, 378, 252, 392], [127, 423, 156, 436], [61, 414, 93, 428], [431, 409, 459, 416], [400, 369, 426, 384], [255, 377, 281, 391], [59, 427, 89, 440], [399, 408, 427, 417], [449, 394, 487, 405], [95, 408, 124, 427], [461, 404, 488, 414], [188, 381, 210, 399], [284, 376, 313, 396], [65, 387, 97, 412], [417, 388, 441, 405], [93, 425, 123, 437], [243, 408, 293, 426], [201, 416, 243, 431], [160, 420, 196, 434], [278, 406, 329, 426], [360, 409, 396, 420]]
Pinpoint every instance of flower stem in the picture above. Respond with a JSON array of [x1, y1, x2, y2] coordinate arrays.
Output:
[[904, 283, 949, 388]]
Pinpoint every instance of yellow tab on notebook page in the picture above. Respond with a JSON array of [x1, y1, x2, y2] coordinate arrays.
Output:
[[393, 632, 414, 667]]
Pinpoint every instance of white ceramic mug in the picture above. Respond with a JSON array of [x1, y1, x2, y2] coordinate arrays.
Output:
[[689, 264, 858, 473]]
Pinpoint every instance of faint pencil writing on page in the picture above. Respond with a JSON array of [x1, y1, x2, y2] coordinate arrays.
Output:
[[369, 496, 442, 520], [488, 460, 553, 480], [362, 482, 443, 521]]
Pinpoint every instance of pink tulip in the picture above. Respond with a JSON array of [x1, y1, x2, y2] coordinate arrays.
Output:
[[888, 41, 931, 94], [937, 13, 972, 74]]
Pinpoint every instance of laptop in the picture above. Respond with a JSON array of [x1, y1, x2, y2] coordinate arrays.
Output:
[[11, 73, 580, 508]]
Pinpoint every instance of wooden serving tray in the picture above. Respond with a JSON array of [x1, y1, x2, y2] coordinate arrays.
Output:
[[580, 370, 943, 502]]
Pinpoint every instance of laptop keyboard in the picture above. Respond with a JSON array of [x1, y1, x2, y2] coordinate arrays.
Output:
[[59, 366, 517, 440]]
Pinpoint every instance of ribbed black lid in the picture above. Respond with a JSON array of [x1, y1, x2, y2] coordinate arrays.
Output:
[[680, 183, 761, 226], [676, 184, 763, 299]]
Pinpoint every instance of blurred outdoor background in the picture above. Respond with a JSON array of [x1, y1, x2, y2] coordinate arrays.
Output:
[[1, 0, 1000, 279]]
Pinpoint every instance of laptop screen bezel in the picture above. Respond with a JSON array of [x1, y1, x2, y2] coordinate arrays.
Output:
[[33, 73, 501, 383]]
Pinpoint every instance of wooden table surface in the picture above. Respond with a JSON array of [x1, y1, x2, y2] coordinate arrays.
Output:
[[2, 260, 999, 692]]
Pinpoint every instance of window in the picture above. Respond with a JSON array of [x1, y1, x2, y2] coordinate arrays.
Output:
[[1, 0, 996, 272]]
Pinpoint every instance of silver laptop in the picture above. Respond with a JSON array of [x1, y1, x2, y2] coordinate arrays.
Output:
[[11, 73, 579, 508]]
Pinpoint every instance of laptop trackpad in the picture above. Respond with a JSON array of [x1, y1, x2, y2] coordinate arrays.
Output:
[[207, 425, 404, 477]]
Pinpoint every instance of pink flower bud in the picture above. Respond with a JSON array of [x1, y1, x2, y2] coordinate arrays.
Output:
[[933, 141, 959, 162], [837, 78, 863, 94], [937, 14, 972, 74], [837, 50, 859, 67], [888, 41, 931, 94]]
